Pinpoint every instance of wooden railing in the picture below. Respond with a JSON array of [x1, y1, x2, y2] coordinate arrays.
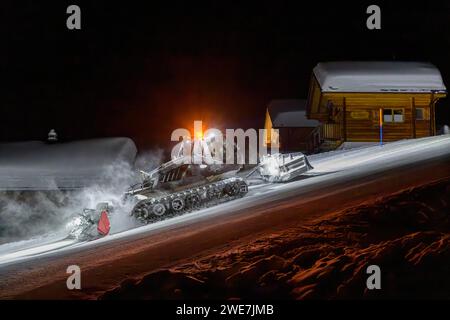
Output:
[[321, 123, 342, 141]]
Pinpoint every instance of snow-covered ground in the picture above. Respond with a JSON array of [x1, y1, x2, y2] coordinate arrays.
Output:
[[0, 134, 449, 267], [0, 138, 137, 190], [309, 134, 450, 173]]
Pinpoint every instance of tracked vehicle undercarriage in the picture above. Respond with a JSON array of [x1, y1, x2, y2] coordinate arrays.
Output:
[[129, 176, 248, 224]]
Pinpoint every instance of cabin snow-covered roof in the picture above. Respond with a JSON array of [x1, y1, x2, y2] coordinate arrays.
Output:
[[0, 137, 137, 190], [267, 99, 320, 128], [313, 61, 447, 93]]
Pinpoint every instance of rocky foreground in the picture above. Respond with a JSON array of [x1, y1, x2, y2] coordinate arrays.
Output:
[[101, 178, 450, 299]]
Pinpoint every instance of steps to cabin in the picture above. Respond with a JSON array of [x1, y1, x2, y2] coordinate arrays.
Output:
[[319, 139, 343, 152]]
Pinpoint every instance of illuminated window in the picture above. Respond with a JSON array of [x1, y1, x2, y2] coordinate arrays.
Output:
[[383, 108, 404, 123]]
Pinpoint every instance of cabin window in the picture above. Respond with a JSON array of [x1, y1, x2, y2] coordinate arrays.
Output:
[[415, 108, 425, 120], [383, 108, 404, 123]]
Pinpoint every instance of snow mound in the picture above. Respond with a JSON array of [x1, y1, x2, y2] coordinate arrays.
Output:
[[0, 137, 137, 190], [100, 178, 450, 299]]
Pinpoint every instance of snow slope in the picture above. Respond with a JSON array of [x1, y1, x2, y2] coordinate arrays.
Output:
[[0, 134, 449, 266]]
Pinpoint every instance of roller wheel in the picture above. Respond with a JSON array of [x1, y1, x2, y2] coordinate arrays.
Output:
[[236, 181, 248, 196], [152, 203, 166, 216], [186, 194, 201, 208], [171, 197, 185, 211]]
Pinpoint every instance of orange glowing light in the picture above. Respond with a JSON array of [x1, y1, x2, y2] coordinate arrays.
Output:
[[193, 120, 204, 140], [195, 130, 203, 139]]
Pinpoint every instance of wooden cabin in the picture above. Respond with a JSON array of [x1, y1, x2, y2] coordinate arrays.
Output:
[[264, 99, 321, 153], [306, 61, 447, 146]]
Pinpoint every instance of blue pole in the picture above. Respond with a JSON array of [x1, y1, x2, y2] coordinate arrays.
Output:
[[379, 108, 383, 146]]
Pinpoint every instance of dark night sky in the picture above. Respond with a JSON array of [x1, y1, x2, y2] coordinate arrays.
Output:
[[2, 1, 450, 150]]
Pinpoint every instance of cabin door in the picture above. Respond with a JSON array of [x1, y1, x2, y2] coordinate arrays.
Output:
[[414, 107, 432, 138]]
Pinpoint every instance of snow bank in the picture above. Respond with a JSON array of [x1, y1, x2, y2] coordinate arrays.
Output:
[[0, 137, 137, 190]]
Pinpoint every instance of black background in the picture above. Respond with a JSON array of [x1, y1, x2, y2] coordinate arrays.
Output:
[[2, 1, 450, 150], [0, 299, 443, 318]]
